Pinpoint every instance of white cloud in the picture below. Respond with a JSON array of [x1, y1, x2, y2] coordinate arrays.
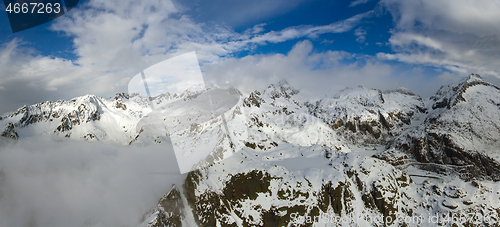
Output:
[[52, 0, 373, 68], [3, 1, 500, 225], [0, 39, 90, 114], [244, 10, 373, 45], [202, 40, 455, 99], [383, 0, 500, 35], [0, 137, 184, 227], [51, 0, 374, 65], [354, 27, 367, 43], [349, 0, 374, 7], [379, 0, 500, 78]]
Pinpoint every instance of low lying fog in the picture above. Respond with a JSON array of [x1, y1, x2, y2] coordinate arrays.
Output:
[[0, 137, 185, 227]]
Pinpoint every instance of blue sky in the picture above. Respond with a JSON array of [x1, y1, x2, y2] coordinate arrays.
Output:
[[0, 0, 391, 59], [0, 0, 499, 114]]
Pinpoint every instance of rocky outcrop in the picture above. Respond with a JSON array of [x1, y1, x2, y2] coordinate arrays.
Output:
[[243, 91, 265, 108], [395, 133, 500, 181], [1, 122, 18, 139], [146, 186, 184, 227]]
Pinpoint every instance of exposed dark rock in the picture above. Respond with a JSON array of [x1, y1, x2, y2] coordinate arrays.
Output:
[[115, 101, 127, 110], [113, 92, 130, 100], [373, 149, 410, 166], [396, 133, 500, 181], [83, 133, 96, 141], [391, 74, 500, 181], [183, 170, 237, 227], [432, 97, 448, 109], [149, 186, 184, 227], [1, 122, 19, 139], [243, 91, 265, 108], [56, 115, 73, 132]]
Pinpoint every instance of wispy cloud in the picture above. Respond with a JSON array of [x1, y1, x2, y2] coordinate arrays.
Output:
[[349, 0, 374, 7], [243, 10, 374, 45], [379, 0, 500, 78], [354, 27, 367, 43]]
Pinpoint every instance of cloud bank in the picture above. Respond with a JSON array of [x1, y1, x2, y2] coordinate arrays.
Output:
[[203, 40, 465, 99], [0, 137, 184, 227]]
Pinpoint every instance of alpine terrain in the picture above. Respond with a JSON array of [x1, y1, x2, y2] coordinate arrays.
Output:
[[1, 74, 500, 226]]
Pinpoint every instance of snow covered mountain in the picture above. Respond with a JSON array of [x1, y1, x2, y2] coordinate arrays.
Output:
[[388, 74, 500, 181], [0, 88, 206, 145], [2, 74, 500, 226]]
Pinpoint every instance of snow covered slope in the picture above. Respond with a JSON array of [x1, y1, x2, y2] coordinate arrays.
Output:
[[131, 87, 249, 173], [144, 144, 500, 227]]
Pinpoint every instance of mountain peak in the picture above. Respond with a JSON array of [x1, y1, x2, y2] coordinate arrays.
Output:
[[264, 80, 299, 100], [383, 87, 418, 97], [113, 92, 130, 100], [465, 73, 483, 82], [276, 79, 290, 87], [431, 74, 499, 109], [334, 86, 384, 103]]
